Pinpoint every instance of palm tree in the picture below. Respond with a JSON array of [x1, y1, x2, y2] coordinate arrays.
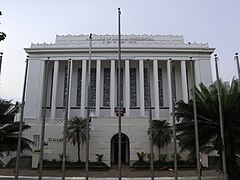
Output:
[[0, 99, 32, 164], [67, 116, 87, 162], [148, 119, 172, 161], [176, 79, 240, 178]]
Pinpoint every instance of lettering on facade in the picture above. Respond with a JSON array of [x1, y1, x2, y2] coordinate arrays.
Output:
[[48, 137, 63, 142]]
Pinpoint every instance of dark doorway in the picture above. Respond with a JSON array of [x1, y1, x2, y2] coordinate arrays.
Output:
[[111, 133, 130, 165]]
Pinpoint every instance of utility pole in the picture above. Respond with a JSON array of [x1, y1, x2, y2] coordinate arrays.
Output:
[[170, 59, 178, 180], [214, 54, 228, 180], [86, 33, 92, 180], [15, 56, 29, 180], [118, 7, 122, 180], [190, 58, 201, 180], [39, 57, 50, 180]]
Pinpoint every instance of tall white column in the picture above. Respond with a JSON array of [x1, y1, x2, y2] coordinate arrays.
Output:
[[153, 60, 160, 119], [67, 60, 73, 119], [181, 61, 188, 102], [81, 60, 87, 117], [139, 60, 145, 116], [95, 60, 101, 116], [125, 60, 130, 117], [50, 60, 59, 122], [37, 60, 46, 119], [194, 60, 201, 86], [167, 60, 173, 114], [110, 60, 115, 116]]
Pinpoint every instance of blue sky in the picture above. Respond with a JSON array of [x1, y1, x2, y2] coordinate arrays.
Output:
[[0, 0, 240, 101]]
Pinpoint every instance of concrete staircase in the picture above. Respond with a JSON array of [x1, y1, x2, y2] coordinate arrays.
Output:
[[6, 156, 32, 169]]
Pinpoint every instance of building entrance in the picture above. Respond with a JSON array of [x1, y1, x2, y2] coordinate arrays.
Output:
[[111, 133, 130, 165]]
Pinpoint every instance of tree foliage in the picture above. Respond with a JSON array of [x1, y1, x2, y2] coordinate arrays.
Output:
[[0, 11, 6, 41], [176, 79, 240, 178], [147, 119, 172, 161], [0, 99, 32, 165], [67, 116, 87, 162]]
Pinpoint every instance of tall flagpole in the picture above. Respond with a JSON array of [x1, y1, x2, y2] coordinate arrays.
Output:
[[234, 53, 240, 81], [170, 59, 178, 180], [61, 59, 71, 180], [15, 55, 29, 180], [0, 52, 3, 76], [147, 59, 154, 180], [214, 54, 228, 180], [86, 33, 92, 180], [118, 7, 122, 180], [39, 57, 50, 180], [190, 58, 201, 180]]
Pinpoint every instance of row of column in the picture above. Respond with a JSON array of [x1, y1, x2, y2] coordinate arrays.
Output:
[[46, 59, 200, 120]]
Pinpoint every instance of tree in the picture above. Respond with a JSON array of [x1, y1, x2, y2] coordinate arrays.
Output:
[[0, 11, 6, 41], [148, 119, 172, 161], [0, 99, 32, 164], [67, 116, 87, 162], [176, 79, 240, 178]]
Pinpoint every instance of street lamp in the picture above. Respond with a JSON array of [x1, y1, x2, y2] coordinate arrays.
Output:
[[234, 52, 240, 81], [0, 52, 3, 76]]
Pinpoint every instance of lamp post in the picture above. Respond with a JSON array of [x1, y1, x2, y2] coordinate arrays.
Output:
[[214, 54, 228, 180], [234, 53, 240, 81], [39, 57, 50, 180], [61, 59, 71, 180], [15, 55, 29, 180], [146, 59, 154, 180], [190, 57, 201, 180]]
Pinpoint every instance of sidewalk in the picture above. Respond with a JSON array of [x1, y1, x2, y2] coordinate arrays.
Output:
[[0, 167, 223, 179]]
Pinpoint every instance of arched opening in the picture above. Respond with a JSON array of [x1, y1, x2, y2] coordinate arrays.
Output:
[[111, 133, 130, 165]]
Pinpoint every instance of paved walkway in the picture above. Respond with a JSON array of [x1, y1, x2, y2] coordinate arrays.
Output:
[[0, 167, 223, 179]]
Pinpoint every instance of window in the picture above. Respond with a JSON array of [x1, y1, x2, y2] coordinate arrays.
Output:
[[158, 69, 164, 106], [76, 68, 82, 106], [144, 68, 149, 107], [33, 135, 40, 147], [90, 68, 96, 107], [117, 68, 123, 106], [63, 68, 68, 106], [103, 68, 110, 106], [130, 68, 137, 107], [172, 67, 176, 102]]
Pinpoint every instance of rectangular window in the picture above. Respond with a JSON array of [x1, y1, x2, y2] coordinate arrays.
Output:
[[33, 135, 40, 147], [63, 68, 67, 106], [50, 68, 54, 106], [172, 67, 176, 102], [90, 68, 96, 107], [158, 69, 164, 106], [117, 68, 123, 106], [144, 68, 149, 107], [103, 68, 110, 106], [130, 68, 137, 107], [76, 68, 82, 106]]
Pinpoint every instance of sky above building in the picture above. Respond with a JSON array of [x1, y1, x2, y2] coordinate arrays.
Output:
[[0, 0, 239, 101]]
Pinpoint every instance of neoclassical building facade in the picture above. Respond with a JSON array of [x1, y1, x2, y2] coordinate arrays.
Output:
[[23, 34, 214, 166]]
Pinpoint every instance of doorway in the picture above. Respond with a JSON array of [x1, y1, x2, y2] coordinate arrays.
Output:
[[111, 133, 130, 165]]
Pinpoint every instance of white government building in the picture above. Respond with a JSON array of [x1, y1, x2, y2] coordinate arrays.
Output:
[[23, 34, 214, 167]]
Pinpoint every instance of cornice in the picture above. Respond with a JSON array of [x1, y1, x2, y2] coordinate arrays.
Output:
[[29, 34, 210, 49]]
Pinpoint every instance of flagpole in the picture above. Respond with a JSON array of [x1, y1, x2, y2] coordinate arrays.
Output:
[[15, 55, 29, 180], [39, 57, 50, 180], [170, 59, 178, 180], [118, 7, 122, 180], [190, 57, 201, 180], [86, 33, 92, 180], [234, 53, 240, 81], [0, 52, 3, 76], [147, 59, 154, 180], [61, 59, 71, 180], [214, 54, 228, 180]]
